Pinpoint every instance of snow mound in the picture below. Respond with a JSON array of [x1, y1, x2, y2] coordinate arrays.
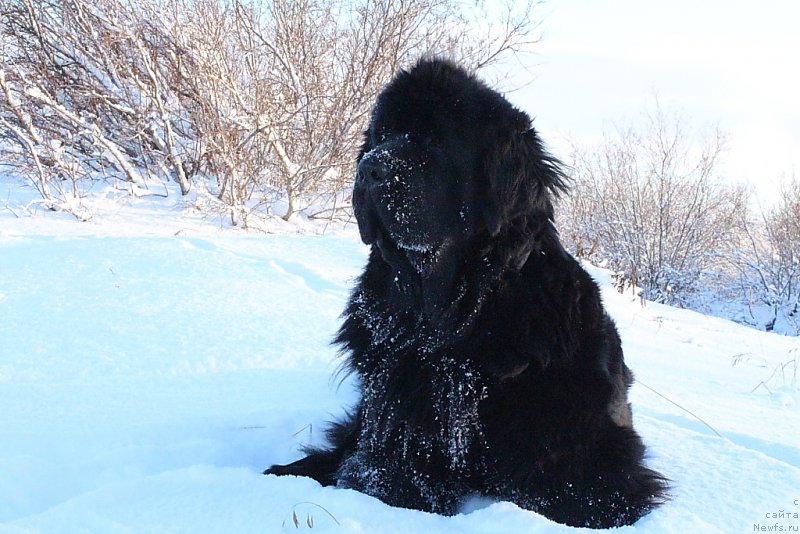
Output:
[[1, 219, 798, 532]]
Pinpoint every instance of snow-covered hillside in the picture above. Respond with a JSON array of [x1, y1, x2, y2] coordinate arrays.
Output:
[[1, 179, 799, 533]]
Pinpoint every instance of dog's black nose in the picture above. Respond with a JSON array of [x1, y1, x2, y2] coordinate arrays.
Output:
[[358, 153, 391, 183]]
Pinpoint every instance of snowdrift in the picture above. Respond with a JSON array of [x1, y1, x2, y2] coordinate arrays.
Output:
[[1, 213, 798, 532]]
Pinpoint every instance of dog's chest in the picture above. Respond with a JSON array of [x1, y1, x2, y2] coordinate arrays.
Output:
[[350, 290, 491, 462], [358, 316, 488, 468], [426, 354, 489, 467]]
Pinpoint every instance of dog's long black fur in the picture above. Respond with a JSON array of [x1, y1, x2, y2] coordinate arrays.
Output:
[[265, 58, 668, 528]]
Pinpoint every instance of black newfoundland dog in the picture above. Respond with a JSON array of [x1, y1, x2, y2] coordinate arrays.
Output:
[[266, 58, 667, 528]]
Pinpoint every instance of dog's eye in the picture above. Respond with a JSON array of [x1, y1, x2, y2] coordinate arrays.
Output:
[[425, 140, 445, 159], [417, 134, 439, 150]]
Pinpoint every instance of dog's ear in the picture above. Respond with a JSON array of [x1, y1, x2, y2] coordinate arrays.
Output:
[[357, 128, 372, 162], [480, 112, 568, 237]]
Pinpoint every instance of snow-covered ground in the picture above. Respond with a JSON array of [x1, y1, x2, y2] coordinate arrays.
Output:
[[1, 177, 799, 533]]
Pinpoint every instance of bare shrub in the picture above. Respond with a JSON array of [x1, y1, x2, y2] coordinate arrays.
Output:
[[558, 102, 748, 305], [730, 175, 800, 334], [0, 0, 196, 221], [0, 0, 542, 224]]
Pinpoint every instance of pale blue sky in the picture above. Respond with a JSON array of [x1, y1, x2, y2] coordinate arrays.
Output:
[[500, 0, 799, 199]]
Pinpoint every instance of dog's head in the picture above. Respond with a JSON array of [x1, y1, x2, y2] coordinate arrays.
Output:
[[352, 58, 566, 319]]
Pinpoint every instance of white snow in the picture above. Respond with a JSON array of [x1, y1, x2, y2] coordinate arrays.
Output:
[[1, 176, 799, 533]]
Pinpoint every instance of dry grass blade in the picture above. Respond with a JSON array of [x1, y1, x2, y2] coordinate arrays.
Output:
[[638, 380, 724, 438]]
